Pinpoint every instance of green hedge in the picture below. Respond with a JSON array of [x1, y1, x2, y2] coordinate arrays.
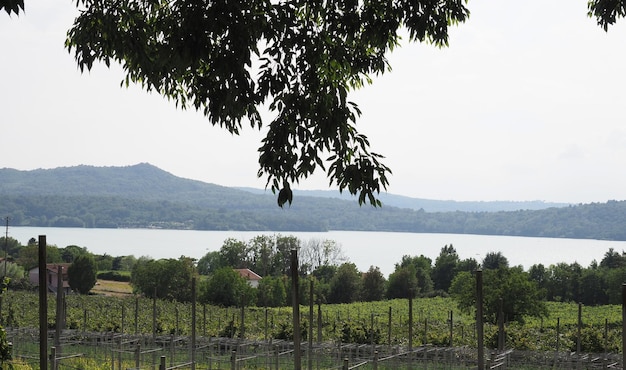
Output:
[[97, 271, 131, 282]]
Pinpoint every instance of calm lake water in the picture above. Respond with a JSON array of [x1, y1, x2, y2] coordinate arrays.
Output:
[[8, 227, 626, 277]]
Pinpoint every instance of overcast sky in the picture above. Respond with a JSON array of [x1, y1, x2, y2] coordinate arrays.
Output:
[[2, 1, 626, 204]]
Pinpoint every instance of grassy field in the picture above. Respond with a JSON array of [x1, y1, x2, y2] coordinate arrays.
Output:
[[90, 279, 133, 297]]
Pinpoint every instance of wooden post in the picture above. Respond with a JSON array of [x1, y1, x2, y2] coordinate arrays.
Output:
[[239, 293, 245, 340], [152, 288, 157, 343], [121, 304, 125, 335], [55, 265, 63, 354], [476, 270, 484, 370], [497, 298, 504, 351], [370, 312, 375, 356], [604, 318, 608, 367], [191, 277, 196, 370], [308, 279, 313, 370], [264, 308, 268, 342], [408, 290, 413, 351], [622, 284, 626, 369], [387, 307, 392, 350], [577, 303, 582, 355], [373, 350, 378, 370], [160, 355, 166, 370], [135, 343, 141, 369], [317, 302, 322, 344], [135, 296, 139, 335], [290, 249, 301, 370], [39, 235, 48, 370], [449, 310, 454, 348], [49, 346, 56, 370]]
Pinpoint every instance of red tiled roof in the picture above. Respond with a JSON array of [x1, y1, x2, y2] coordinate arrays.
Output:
[[234, 268, 262, 280]]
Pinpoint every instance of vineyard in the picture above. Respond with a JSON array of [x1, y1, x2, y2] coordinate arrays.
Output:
[[0, 291, 624, 369]]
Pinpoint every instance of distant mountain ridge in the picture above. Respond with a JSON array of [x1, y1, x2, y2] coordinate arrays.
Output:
[[1, 163, 625, 241], [238, 187, 569, 212]]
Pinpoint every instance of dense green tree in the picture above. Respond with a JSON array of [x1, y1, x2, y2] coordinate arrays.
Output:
[[396, 255, 433, 294], [197, 251, 223, 275], [482, 251, 509, 270], [199, 267, 256, 307], [94, 253, 114, 271], [528, 263, 548, 299], [61, 245, 89, 263], [545, 262, 583, 302], [0, 237, 21, 259], [256, 276, 287, 307], [68, 254, 97, 294], [328, 263, 361, 304], [599, 248, 626, 268], [17, 244, 62, 270], [248, 235, 275, 277], [219, 238, 249, 269], [450, 267, 547, 323], [2, 262, 25, 281], [274, 236, 300, 276], [431, 245, 459, 292], [603, 267, 626, 304], [118, 255, 137, 271], [360, 266, 386, 302], [310, 264, 337, 303], [386, 265, 418, 299], [456, 257, 479, 273], [131, 256, 196, 301], [579, 268, 608, 305]]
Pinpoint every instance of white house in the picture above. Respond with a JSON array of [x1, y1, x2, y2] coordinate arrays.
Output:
[[28, 263, 72, 294], [234, 268, 262, 288]]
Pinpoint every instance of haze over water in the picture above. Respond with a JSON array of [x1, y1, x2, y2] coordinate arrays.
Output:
[[9, 227, 622, 277]]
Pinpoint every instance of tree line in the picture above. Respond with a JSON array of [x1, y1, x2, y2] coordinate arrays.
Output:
[[4, 233, 626, 325], [128, 235, 626, 326], [4, 194, 626, 240]]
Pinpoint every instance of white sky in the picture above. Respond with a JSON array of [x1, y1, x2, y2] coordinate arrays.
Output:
[[2, 1, 626, 204]]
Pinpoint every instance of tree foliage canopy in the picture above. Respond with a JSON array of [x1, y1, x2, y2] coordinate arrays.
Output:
[[131, 256, 196, 301], [68, 254, 97, 294], [450, 268, 547, 324], [3, 1, 625, 204], [64, 0, 472, 206]]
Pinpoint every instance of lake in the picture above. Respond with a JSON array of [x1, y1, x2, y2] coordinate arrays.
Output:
[[7, 227, 626, 277]]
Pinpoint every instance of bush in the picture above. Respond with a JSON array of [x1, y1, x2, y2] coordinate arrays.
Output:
[[97, 271, 131, 282]]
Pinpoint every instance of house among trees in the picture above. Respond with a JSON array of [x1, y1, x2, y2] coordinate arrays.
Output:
[[234, 268, 262, 288], [28, 263, 71, 294]]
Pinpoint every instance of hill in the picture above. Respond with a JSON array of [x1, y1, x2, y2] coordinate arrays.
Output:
[[238, 188, 569, 212], [1, 164, 625, 240]]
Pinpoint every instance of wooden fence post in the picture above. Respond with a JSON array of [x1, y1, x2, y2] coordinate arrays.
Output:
[[191, 277, 196, 370], [135, 343, 141, 369], [622, 283, 626, 366], [290, 249, 301, 370], [49, 346, 56, 370], [308, 279, 313, 370], [39, 235, 48, 370], [385, 306, 391, 351], [408, 290, 413, 351], [476, 269, 484, 370], [160, 355, 166, 370]]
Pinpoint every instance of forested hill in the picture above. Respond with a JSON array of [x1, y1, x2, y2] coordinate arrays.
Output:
[[1, 163, 625, 240]]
